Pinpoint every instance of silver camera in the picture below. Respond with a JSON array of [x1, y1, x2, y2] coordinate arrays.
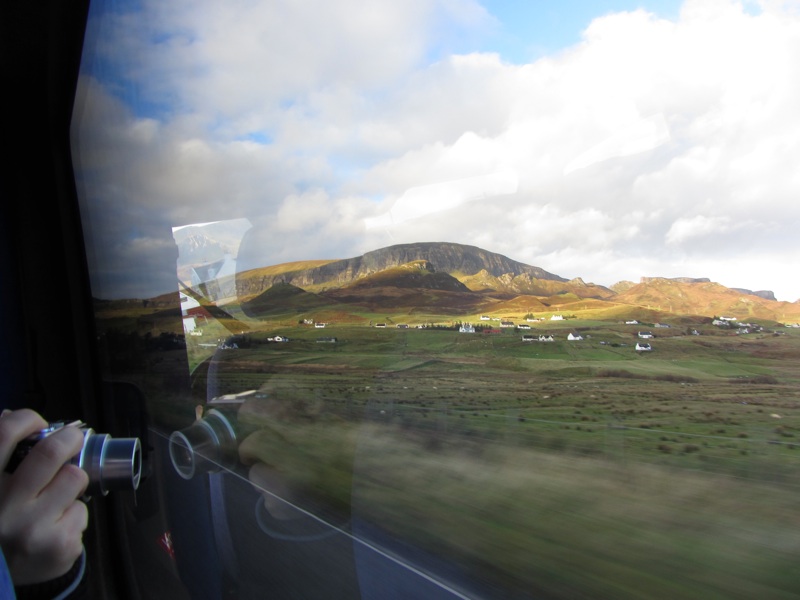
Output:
[[8, 421, 142, 496]]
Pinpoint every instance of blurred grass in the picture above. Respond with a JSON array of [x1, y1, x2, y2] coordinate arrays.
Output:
[[104, 317, 800, 597]]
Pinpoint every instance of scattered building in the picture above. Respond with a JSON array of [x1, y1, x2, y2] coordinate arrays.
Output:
[[550, 315, 564, 321], [539, 335, 554, 342], [183, 316, 198, 333], [522, 335, 535, 342], [567, 333, 583, 341], [459, 323, 475, 333], [500, 321, 515, 328], [635, 342, 652, 351], [638, 331, 654, 339]]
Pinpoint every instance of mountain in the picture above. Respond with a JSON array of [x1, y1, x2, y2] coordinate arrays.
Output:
[[732, 288, 777, 301], [339, 261, 470, 292], [614, 278, 798, 320], [160, 241, 800, 323], [461, 271, 614, 299], [241, 282, 332, 318], [321, 261, 484, 312], [235, 242, 567, 298], [175, 228, 231, 267]]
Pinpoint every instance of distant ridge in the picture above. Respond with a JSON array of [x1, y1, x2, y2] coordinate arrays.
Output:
[[614, 278, 793, 319], [732, 288, 777, 301], [640, 277, 777, 301]]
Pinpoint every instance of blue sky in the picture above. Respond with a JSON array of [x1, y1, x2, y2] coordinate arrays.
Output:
[[480, 0, 683, 61]]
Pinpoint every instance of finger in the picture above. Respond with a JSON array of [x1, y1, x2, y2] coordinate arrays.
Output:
[[36, 464, 89, 516], [6, 427, 84, 502], [58, 497, 89, 541], [0, 409, 48, 471], [16, 501, 87, 585], [48, 501, 88, 579]]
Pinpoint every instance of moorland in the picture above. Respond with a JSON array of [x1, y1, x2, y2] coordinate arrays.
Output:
[[95, 241, 800, 599]]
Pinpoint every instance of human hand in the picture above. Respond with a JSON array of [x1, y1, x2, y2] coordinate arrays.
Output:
[[0, 409, 89, 585]]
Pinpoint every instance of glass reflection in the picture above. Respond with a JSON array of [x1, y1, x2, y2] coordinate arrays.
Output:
[[73, 0, 800, 597], [150, 218, 800, 597]]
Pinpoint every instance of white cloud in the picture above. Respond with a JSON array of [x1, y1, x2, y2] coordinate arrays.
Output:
[[74, 0, 800, 301], [665, 215, 736, 245]]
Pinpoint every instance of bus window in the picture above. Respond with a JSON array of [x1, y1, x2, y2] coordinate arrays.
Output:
[[71, 1, 800, 598]]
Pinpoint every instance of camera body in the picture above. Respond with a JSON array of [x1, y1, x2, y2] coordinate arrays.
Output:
[[7, 421, 142, 496]]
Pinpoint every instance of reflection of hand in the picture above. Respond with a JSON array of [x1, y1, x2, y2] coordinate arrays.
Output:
[[248, 463, 303, 521], [0, 409, 89, 585]]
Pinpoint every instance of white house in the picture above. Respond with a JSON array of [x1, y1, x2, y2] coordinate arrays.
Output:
[[635, 342, 652, 351], [521, 335, 535, 342], [638, 331, 653, 339], [539, 335, 554, 342], [480, 315, 491, 321], [500, 321, 515, 328], [550, 315, 564, 321], [314, 322, 327, 328], [567, 333, 583, 341], [518, 324, 531, 330], [625, 320, 639, 325], [459, 324, 475, 333]]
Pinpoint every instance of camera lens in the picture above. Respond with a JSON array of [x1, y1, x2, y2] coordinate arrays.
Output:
[[168, 409, 237, 479], [79, 431, 142, 496]]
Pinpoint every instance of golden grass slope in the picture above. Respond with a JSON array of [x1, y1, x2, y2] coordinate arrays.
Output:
[[615, 278, 800, 321]]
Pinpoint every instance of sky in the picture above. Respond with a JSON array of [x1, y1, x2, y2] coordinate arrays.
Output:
[[71, 0, 800, 302]]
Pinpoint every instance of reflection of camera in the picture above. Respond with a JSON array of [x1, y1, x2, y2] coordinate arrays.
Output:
[[7, 421, 142, 496], [169, 409, 238, 479]]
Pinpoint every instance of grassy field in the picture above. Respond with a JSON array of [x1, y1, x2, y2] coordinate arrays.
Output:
[[99, 307, 800, 598]]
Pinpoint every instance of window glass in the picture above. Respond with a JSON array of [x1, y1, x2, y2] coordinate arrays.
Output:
[[72, 1, 800, 598]]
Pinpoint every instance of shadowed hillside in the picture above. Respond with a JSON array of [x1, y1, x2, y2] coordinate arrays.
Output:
[[242, 282, 333, 318]]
